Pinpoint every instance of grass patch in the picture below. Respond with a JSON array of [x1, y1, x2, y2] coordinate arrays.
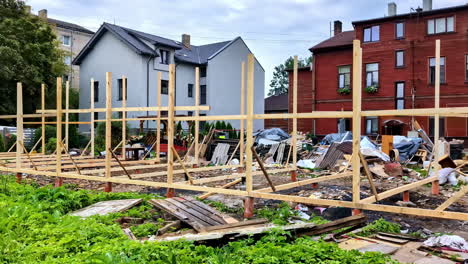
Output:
[[358, 218, 401, 237]]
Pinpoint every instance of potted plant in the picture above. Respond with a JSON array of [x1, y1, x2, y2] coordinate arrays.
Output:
[[337, 87, 351, 95], [365, 85, 379, 94]]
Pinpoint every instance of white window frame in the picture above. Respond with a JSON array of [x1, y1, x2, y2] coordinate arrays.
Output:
[[395, 50, 404, 67], [429, 57, 446, 84], [363, 25, 380, 42], [338, 65, 351, 89], [395, 22, 404, 39], [159, 49, 169, 65], [64, 55, 71, 65], [395, 82, 405, 110], [427, 16, 454, 35], [61, 35, 71, 46]]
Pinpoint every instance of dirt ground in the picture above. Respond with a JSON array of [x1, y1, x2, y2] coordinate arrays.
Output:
[[22, 165, 468, 239]]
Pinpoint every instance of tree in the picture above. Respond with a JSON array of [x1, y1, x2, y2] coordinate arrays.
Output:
[[268, 56, 312, 96], [0, 0, 66, 125]]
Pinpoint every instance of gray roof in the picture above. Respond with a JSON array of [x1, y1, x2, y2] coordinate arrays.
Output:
[[47, 17, 94, 35], [74, 23, 239, 66]]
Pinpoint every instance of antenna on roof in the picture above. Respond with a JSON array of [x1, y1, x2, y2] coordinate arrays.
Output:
[[329, 21, 332, 37]]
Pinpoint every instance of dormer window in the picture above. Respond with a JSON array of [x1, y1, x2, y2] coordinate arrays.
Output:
[[363, 25, 380, 42], [160, 50, 169, 65]]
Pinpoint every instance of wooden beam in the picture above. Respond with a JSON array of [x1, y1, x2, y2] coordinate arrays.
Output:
[[194, 67, 200, 165], [90, 79, 95, 157], [433, 39, 441, 176], [251, 146, 276, 191], [256, 172, 352, 193], [352, 39, 362, 203], [109, 147, 132, 179], [65, 80, 70, 151], [198, 178, 243, 200], [359, 152, 379, 201], [292, 56, 298, 170], [41, 84, 46, 155], [156, 72, 162, 161], [240, 61, 245, 166], [56, 77, 63, 182], [171, 146, 193, 184], [167, 64, 175, 189], [122, 76, 127, 160], [105, 72, 112, 189], [245, 54, 255, 193], [16, 83, 23, 172]]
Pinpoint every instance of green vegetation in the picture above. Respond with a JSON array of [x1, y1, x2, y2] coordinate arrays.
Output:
[[358, 218, 401, 237], [268, 56, 312, 96], [0, 177, 398, 263], [0, 133, 4, 152]]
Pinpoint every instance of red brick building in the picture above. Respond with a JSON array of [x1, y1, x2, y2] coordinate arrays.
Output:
[[290, 2, 468, 139], [264, 93, 289, 131]]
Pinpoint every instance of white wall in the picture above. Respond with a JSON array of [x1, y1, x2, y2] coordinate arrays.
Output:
[[206, 38, 265, 130]]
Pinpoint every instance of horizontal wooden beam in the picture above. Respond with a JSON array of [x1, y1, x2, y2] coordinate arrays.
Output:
[[256, 172, 352, 193], [36, 105, 210, 114]]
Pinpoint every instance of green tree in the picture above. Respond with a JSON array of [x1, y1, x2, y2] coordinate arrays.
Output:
[[0, 0, 66, 125], [268, 56, 312, 96]]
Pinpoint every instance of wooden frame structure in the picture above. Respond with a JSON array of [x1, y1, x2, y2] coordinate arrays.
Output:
[[1, 39, 467, 221]]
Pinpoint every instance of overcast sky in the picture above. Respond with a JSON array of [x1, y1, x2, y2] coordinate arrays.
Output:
[[26, 0, 466, 97]]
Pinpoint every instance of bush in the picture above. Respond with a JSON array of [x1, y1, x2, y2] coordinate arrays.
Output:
[[45, 137, 57, 154], [4, 134, 16, 151], [95, 116, 128, 153]]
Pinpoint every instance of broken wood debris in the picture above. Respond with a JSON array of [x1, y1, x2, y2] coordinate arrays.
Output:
[[69, 199, 143, 218]]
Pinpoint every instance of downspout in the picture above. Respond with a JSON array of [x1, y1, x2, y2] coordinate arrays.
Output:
[[311, 54, 316, 135], [146, 55, 155, 130]]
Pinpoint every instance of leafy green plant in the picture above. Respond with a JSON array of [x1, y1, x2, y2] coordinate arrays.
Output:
[[45, 137, 57, 154], [130, 222, 161, 238], [0, 134, 4, 152], [337, 87, 351, 95], [4, 134, 16, 151], [365, 85, 379, 94], [358, 218, 401, 236]]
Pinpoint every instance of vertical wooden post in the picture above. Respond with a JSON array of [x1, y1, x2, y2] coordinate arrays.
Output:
[[352, 39, 362, 203], [16, 82, 23, 183], [41, 84, 46, 155], [166, 64, 176, 198], [245, 54, 255, 194], [104, 72, 112, 192], [90, 79, 95, 157], [65, 80, 70, 151], [432, 39, 441, 195], [122, 76, 127, 160], [54, 77, 63, 187], [156, 72, 162, 162], [291, 56, 298, 182], [194, 67, 200, 166], [240, 61, 246, 167]]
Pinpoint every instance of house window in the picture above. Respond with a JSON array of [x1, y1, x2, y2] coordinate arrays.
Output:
[[428, 16, 454, 34], [395, 22, 405, 39], [429, 117, 445, 137], [94, 112, 99, 120], [188, 84, 193, 98], [62, 74, 69, 82], [200, 113, 207, 128], [64, 55, 71, 65], [160, 50, 169, 65], [363, 25, 380, 42], [395, 82, 405, 109], [395, 50, 405, 67], [200, 67, 207, 78], [61, 35, 71, 46], [338, 65, 351, 90], [187, 111, 193, 116], [465, 55, 468, 81], [337, 118, 351, 133], [365, 117, 378, 134], [200, 85, 207, 105], [365, 63, 379, 88], [429, 57, 446, 84], [93, 81, 99, 102], [161, 80, 168, 94]]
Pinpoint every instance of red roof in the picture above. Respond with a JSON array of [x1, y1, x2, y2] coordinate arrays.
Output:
[[309, 30, 354, 52], [265, 93, 288, 112]]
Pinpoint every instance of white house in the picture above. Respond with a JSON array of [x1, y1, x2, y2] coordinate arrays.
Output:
[[73, 23, 265, 133]]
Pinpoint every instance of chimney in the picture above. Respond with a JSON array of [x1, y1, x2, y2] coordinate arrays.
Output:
[[423, 0, 432, 11], [38, 9, 47, 19], [24, 5, 31, 14], [182, 34, 191, 49], [333, 20, 342, 36], [388, 2, 397, 16]]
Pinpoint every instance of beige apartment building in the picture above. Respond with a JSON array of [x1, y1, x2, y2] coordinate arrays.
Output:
[[37, 9, 94, 89]]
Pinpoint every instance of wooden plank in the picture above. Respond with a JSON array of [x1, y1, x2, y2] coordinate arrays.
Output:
[[245, 54, 255, 193], [352, 39, 362, 203], [56, 78, 62, 178], [198, 178, 242, 200], [171, 146, 193, 184], [122, 76, 127, 160], [299, 214, 366, 237], [65, 80, 70, 151], [194, 67, 200, 165], [256, 172, 352, 193], [41, 84, 46, 155], [167, 64, 175, 186], [359, 152, 379, 201], [16, 82, 23, 170], [69, 199, 142, 218], [435, 185, 468, 211], [164, 198, 219, 226], [172, 197, 226, 225], [375, 235, 409, 244], [90, 79, 95, 157], [182, 196, 230, 224], [202, 219, 268, 232], [109, 147, 132, 179], [240, 61, 245, 166], [156, 72, 161, 161], [252, 146, 276, 191], [292, 56, 298, 169], [105, 72, 112, 183], [149, 199, 207, 231]]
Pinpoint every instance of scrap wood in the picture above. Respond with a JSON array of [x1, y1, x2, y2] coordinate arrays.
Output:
[[201, 219, 268, 232], [148, 197, 229, 232], [413, 120, 434, 149], [171, 146, 193, 184], [377, 232, 420, 241], [438, 154, 457, 168], [374, 234, 409, 244], [251, 146, 276, 192], [122, 228, 137, 240], [299, 214, 367, 237], [70, 199, 143, 218], [157, 220, 182, 235], [419, 245, 466, 262], [359, 152, 379, 201]]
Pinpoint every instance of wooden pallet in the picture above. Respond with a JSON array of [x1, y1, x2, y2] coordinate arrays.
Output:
[[149, 197, 231, 232]]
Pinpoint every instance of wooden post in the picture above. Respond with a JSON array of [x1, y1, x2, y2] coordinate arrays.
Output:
[[240, 61, 246, 167], [166, 64, 176, 197], [41, 84, 46, 155], [54, 77, 63, 187], [291, 56, 298, 182], [432, 39, 441, 195], [245, 54, 255, 194], [65, 80, 70, 151], [122, 76, 127, 160], [104, 72, 112, 192], [90, 79, 95, 157], [352, 39, 362, 203], [16, 82, 23, 183], [156, 72, 162, 162], [194, 67, 200, 166]]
